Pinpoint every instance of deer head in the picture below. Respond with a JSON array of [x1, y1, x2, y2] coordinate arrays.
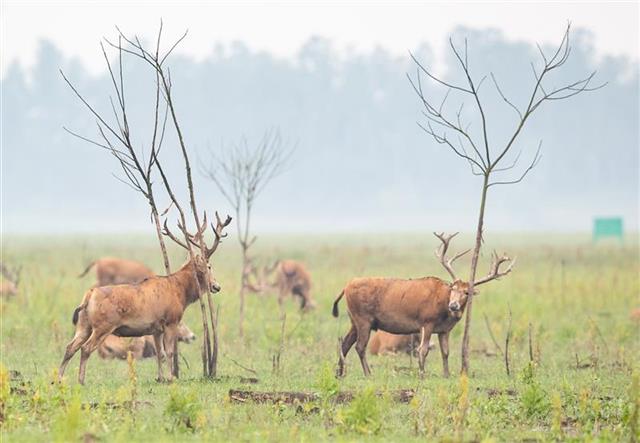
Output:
[[434, 232, 515, 314], [163, 211, 232, 294]]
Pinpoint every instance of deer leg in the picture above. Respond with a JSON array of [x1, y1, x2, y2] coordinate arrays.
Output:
[[58, 325, 91, 382], [153, 333, 165, 382], [354, 323, 372, 376], [337, 325, 357, 377], [438, 332, 450, 378], [418, 326, 434, 378], [78, 329, 112, 385], [163, 326, 178, 381]]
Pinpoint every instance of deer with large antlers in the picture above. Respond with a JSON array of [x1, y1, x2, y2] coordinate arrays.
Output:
[[58, 213, 231, 385], [332, 232, 514, 378]]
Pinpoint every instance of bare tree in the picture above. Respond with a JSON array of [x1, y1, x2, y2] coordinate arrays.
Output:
[[62, 22, 231, 378], [201, 130, 292, 337], [408, 23, 604, 373]]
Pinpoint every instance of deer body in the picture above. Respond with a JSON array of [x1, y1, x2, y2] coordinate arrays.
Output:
[[276, 260, 315, 310], [0, 281, 18, 297], [79, 257, 154, 287], [0, 263, 21, 297], [98, 322, 195, 360], [369, 331, 424, 356], [333, 277, 468, 377], [80, 257, 197, 360], [333, 232, 514, 378], [59, 257, 219, 384]]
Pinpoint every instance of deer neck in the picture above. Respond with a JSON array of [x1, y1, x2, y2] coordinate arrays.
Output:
[[173, 260, 203, 307]]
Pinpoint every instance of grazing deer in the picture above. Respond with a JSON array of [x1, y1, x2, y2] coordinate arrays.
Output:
[[275, 260, 315, 311], [79, 257, 196, 359], [333, 232, 514, 377], [58, 213, 231, 384], [79, 257, 154, 287], [98, 322, 196, 360], [0, 263, 21, 297], [247, 259, 315, 311], [369, 331, 426, 356]]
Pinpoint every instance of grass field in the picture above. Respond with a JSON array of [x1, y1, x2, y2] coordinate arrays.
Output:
[[1, 233, 638, 442]]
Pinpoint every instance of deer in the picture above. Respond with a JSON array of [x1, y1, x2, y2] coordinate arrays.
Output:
[[369, 331, 427, 356], [332, 232, 514, 378], [0, 263, 21, 297], [247, 259, 315, 311], [79, 257, 154, 287], [274, 260, 315, 311], [78, 256, 197, 359], [58, 212, 232, 385], [98, 322, 196, 360]]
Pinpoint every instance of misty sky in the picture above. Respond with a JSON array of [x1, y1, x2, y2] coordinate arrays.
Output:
[[1, 2, 639, 234]]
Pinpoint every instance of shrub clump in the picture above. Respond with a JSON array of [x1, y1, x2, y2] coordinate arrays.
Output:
[[337, 386, 384, 435], [164, 388, 205, 432]]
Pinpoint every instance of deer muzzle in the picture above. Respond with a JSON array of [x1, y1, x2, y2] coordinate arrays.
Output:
[[210, 281, 221, 293]]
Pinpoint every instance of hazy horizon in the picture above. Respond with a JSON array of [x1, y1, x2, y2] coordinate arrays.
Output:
[[2, 12, 638, 236]]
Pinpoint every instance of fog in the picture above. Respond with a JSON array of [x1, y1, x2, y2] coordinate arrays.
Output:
[[2, 27, 638, 234]]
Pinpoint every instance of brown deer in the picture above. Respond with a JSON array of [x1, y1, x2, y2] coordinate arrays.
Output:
[[79, 257, 197, 359], [98, 322, 196, 360], [333, 232, 514, 377], [58, 213, 231, 384], [247, 259, 315, 311], [0, 263, 21, 297], [79, 257, 154, 287], [369, 331, 426, 356]]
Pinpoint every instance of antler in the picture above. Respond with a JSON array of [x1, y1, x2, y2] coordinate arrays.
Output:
[[475, 251, 516, 286], [434, 232, 470, 281], [177, 211, 209, 248], [206, 211, 233, 258], [162, 219, 190, 250]]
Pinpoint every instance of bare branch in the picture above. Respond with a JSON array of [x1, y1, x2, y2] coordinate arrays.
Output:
[[488, 141, 542, 188], [408, 51, 472, 94], [433, 232, 470, 281], [490, 73, 523, 120]]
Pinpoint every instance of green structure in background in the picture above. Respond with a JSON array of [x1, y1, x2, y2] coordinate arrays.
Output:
[[593, 217, 623, 241]]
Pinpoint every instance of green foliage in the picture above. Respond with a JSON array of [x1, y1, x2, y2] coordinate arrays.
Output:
[[337, 386, 384, 435], [314, 362, 339, 400], [519, 362, 550, 420], [1, 234, 638, 441], [164, 387, 204, 432], [624, 371, 639, 442], [52, 387, 84, 443]]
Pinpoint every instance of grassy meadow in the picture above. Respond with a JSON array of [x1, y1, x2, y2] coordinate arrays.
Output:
[[1, 232, 638, 442]]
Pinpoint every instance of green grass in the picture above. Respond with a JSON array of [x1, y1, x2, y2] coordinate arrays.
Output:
[[1, 233, 638, 441]]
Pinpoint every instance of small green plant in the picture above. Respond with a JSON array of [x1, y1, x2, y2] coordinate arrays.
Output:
[[520, 362, 550, 419], [315, 362, 339, 400], [126, 351, 137, 412], [551, 391, 564, 439], [624, 371, 639, 442], [164, 387, 204, 432], [455, 373, 470, 440], [52, 387, 83, 443], [337, 386, 383, 435]]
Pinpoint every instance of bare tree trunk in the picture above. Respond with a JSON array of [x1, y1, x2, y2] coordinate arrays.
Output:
[[239, 247, 248, 338], [460, 174, 489, 374], [150, 203, 171, 275], [210, 304, 219, 377]]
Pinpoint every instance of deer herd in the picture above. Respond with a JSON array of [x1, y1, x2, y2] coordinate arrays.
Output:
[[4, 228, 515, 385]]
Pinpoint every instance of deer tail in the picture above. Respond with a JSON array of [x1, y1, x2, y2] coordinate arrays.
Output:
[[72, 291, 92, 325], [332, 289, 345, 318], [78, 260, 96, 278]]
